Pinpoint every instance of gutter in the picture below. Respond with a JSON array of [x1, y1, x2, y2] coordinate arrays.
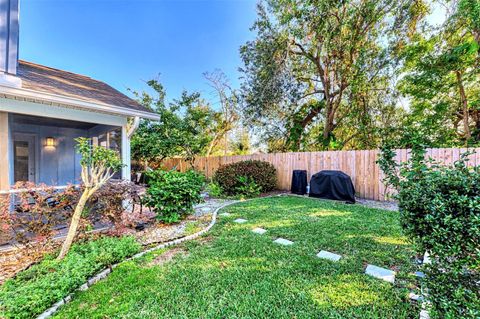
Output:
[[0, 84, 160, 121]]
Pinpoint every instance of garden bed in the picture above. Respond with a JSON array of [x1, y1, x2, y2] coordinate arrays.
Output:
[[0, 198, 235, 285]]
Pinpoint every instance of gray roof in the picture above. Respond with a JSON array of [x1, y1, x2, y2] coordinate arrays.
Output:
[[16, 60, 152, 113]]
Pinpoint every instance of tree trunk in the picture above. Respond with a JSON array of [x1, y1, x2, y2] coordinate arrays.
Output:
[[322, 111, 335, 147], [456, 71, 471, 140], [206, 135, 219, 157], [57, 187, 92, 260]]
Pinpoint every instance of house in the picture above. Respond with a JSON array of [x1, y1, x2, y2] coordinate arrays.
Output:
[[0, 0, 159, 193]]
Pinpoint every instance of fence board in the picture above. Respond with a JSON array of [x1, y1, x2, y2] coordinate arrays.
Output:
[[161, 147, 480, 201]]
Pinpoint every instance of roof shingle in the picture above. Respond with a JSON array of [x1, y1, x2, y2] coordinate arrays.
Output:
[[16, 60, 151, 114]]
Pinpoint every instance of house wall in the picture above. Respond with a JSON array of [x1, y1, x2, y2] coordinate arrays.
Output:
[[0, 98, 132, 191]]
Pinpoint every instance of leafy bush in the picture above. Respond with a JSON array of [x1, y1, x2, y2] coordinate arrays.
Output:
[[213, 160, 277, 195], [0, 236, 140, 319], [88, 180, 154, 235], [143, 169, 205, 223], [234, 176, 262, 198], [379, 144, 480, 318], [0, 182, 79, 251], [205, 181, 223, 198]]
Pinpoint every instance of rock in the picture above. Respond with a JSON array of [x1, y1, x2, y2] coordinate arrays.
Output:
[[409, 292, 424, 302]]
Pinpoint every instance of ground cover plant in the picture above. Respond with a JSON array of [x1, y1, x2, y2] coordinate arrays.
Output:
[[0, 236, 140, 319], [53, 196, 417, 318]]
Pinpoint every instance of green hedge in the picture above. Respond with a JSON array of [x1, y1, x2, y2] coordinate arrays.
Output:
[[0, 236, 141, 319], [213, 160, 277, 195], [379, 145, 480, 318]]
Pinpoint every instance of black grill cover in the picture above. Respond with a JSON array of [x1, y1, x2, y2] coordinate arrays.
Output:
[[291, 170, 308, 195], [309, 170, 355, 203]]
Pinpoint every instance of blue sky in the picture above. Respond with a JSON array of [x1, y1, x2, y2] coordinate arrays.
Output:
[[20, 0, 258, 105]]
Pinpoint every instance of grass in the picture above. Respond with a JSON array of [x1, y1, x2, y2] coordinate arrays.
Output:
[[53, 196, 417, 318]]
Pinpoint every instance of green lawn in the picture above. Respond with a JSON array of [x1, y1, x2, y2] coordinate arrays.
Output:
[[53, 196, 417, 318]]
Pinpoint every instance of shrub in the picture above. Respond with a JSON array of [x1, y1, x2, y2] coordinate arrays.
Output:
[[205, 181, 223, 198], [143, 169, 205, 223], [379, 144, 480, 318], [88, 180, 154, 234], [0, 182, 79, 252], [213, 160, 277, 195], [234, 176, 262, 198], [0, 236, 141, 319]]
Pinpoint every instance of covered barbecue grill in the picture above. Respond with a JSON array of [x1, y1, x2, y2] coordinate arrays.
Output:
[[309, 170, 356, 203]]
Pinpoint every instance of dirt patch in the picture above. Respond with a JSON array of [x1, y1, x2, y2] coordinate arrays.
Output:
[[147, 247, 187, 267]]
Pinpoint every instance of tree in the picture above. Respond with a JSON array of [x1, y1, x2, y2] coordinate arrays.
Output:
[[240, 0, 426, 151], [131, 80, 185, 169], [459, 0, 480, 49], [131, 79, 231, 166], [175, 91, 216, 164], [57, 138, 122, 260], [204, 70, 239, 156], [398, 0, 480, 146], [231, 128, 252, 155]]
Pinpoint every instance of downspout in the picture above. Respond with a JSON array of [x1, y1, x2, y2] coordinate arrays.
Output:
[[127, 116, 140, 138]]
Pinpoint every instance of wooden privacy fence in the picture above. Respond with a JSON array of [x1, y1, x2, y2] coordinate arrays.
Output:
[[162, 148, 480, 201]]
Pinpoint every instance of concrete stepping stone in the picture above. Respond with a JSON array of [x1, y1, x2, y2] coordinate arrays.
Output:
[[414, 271, 425, 279], [273, 238, 293, 246], [316, 250, 341, 262], [219, 212, 231, 217], [365, 264, 395, 283], [233, 218, 247, 224], [252, 228, 267, 235]]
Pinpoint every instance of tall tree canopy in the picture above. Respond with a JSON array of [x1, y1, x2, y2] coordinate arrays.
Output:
[[397, 0, 480, 147], [240, 0, 426, 151]]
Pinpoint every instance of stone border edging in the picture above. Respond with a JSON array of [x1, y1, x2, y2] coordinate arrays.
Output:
[[36, 199, 239, 319]]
